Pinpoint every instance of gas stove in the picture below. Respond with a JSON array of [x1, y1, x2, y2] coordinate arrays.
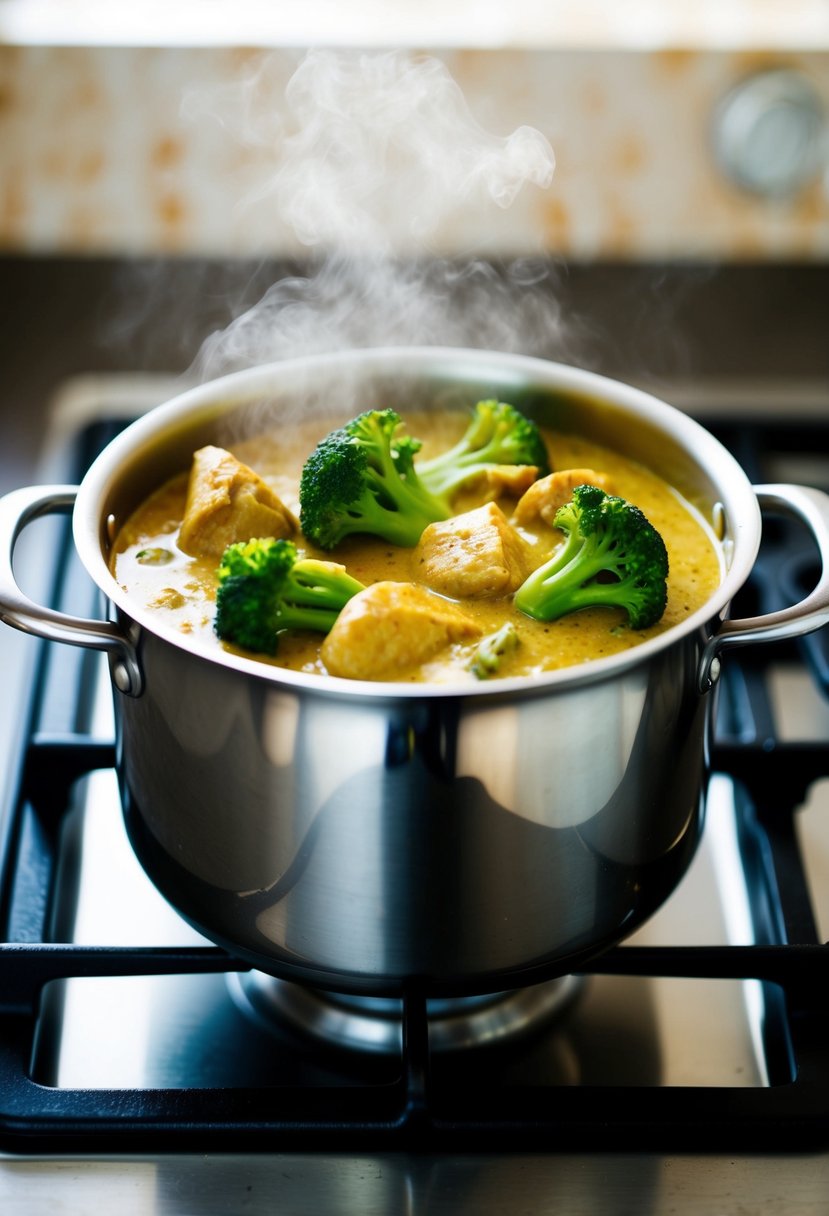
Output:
[[1, 374, 828, 1207]]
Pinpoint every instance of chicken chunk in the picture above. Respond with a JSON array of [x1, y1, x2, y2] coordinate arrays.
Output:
[[414, 502, 532, 599], [511, 468, 614, 529], [453, 464, 541, 510], [321, 581, 481, 681], [177, 445, 297, 559]]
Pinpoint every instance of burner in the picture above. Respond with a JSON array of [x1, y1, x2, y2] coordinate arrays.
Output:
[[228, 971, 583, 1054]]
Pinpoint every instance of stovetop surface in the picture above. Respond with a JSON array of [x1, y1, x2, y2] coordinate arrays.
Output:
[[1, 374, 829, 1212]]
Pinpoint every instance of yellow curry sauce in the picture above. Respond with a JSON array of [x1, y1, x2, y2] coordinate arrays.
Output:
[[109, 411, 722, 684]]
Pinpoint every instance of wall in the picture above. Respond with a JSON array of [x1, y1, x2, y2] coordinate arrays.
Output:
[[0, 25, 827, 261]]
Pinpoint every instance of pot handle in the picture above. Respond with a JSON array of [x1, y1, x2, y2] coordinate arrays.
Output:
[[0, 485, 142, 697], [698, 482, 829, 693]]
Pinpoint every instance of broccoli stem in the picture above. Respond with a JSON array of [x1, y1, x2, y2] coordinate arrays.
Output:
[[299, 409, 449, 549], [214, 538, 364, 655], [276, 559, 366, 633], [417, 399, 550, 503], [468, 622, 521, 678], [513, 484, 669, 630]]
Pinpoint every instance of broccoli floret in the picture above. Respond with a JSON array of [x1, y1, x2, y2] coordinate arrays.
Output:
[[214, 537, 364, 655], [468, 621, 521, 679], [513, 484, 669, 630], [299, 409, 450, 549], [416, 399, 551, 504]]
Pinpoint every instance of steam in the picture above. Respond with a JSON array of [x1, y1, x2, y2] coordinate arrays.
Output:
[[186, 50, 564, 380], [270, 51, 554, 247]]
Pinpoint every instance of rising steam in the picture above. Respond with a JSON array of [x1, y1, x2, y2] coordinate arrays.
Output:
[[269, 50, 554, 247], [186, 50, 564, 380]]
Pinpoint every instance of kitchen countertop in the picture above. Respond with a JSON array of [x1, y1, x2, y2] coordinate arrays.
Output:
[[3, 1151, 829, 1215]]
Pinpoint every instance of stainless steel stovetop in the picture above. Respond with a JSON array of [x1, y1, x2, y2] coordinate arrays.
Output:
[[1, 373, 829, 1214]]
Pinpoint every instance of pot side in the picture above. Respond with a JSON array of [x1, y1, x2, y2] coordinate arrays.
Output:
[[76, 349, 756, 994]]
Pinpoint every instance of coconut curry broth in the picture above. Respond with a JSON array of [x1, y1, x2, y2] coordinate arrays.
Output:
[[109, 412, 722, 684]]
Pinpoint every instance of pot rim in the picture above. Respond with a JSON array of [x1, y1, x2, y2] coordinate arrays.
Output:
[[74, 346, 760, 699]]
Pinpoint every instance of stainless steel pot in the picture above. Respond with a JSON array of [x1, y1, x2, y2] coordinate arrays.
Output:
[[2, 348, 829, 996]]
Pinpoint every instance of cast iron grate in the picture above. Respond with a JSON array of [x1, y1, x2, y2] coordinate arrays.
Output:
[[0, 415, 827, 1152]]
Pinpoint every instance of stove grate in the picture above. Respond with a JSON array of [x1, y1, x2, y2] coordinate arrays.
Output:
[[0, 414, 828, 1152]]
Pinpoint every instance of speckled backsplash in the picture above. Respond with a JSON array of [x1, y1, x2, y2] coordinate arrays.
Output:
[[0, 42, 827, 260]]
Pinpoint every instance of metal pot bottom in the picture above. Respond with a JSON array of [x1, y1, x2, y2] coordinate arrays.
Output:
[[227, 970, 584, 1054]]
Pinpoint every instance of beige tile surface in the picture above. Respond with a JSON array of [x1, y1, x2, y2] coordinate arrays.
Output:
[[0, 42, 826, 259]]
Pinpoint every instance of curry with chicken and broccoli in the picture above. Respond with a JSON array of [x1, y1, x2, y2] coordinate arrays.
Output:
[[108, 400, 722, 684]]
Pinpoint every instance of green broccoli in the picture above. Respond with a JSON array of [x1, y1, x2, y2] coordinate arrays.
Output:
[[416, 399, 551, 504], [513, 484, 669, 630], [299, 408, 450, 549], [468, 622, 521, 679], [214, 537, 365, 655]]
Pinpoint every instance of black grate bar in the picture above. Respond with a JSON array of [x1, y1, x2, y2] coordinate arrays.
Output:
[[584, 942, 828, 990], [0, 943, 241, 1015], [712, 741, 829, 815], [1, 940, 825, 1012], [22, 734, 116, 812], [1, 1040, 828, 1155]]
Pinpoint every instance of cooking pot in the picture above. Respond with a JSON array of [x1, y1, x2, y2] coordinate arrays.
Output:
[[2, 348, 828, 997]]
